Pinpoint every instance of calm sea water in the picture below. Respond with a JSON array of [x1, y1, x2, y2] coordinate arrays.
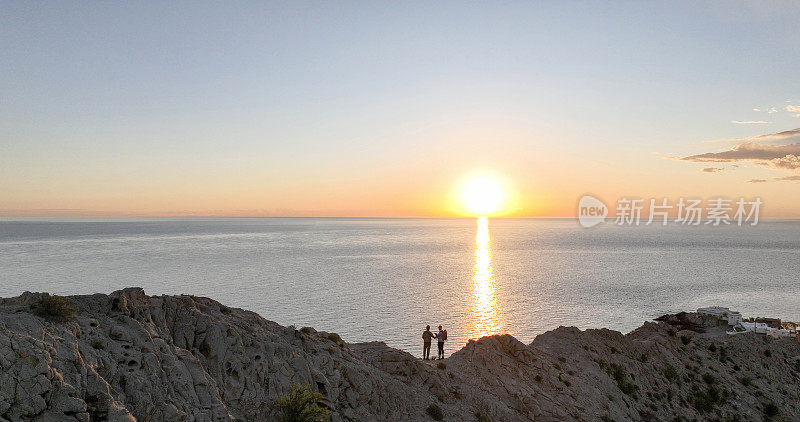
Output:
[[1, 218, 798, 355]]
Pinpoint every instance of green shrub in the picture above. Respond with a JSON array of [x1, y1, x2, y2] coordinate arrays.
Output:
[[607, 363, 638, 396], [437, 362, 446, 370], [663, 365, 679, 382], [30, 295, 75, 322], [638, 353, 648, 362], [476, 412, 492, 422], [740, 376, 752, 387], [426, 403, 443, 420], [276, 384, 329, 422], [688, 385, 722, 413], [708, 343, 717, 352], [299, 326, 315, 335], [534, 374, 542, 382], [90, 339, 105, 350], [764, 349, 772, 357], [680, 335, 692, 345]]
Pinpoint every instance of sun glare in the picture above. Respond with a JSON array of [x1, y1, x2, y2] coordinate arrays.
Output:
[[460, 176, 506, 216]]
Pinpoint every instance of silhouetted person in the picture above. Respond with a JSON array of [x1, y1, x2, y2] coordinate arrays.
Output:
[[434, 325, 447, 359], [422, 325, 433, 359]]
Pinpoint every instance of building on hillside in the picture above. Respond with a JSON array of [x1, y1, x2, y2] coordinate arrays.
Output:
[[697, 306, 743, 326], [766, 327, 796, 339], [755, 317, 782, 329]]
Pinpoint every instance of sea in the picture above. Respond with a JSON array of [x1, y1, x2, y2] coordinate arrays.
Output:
[[1, 217, 798, 355]]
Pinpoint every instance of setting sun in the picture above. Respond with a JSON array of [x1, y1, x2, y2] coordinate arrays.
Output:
[[460, 176, 507, 216]]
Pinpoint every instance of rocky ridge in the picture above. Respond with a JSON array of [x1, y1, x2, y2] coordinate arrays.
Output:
[[1, 288, 799, 421]]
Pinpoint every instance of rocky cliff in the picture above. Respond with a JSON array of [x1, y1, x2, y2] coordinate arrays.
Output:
[[1, 288, 798, 421]]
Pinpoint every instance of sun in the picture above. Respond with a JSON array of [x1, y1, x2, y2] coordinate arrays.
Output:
[[460, 176, 507, 216]]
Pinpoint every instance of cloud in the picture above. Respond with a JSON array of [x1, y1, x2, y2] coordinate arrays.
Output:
[[775, 175, 800, 181], [679, 129, 800, 171], [701, 167, 724, 172], [731, 120, 769, 124], [747, 128, 800, 143], [747, 179, 768, 183], [681, 143, 800, 163], [786, 105, 800, 117], [769, 154, 800, 169], [768, 108, 779, 114], [753, 108, 761, 112]]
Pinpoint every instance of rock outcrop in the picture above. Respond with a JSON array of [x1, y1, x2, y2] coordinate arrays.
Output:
[[1, 289, 798, 421]]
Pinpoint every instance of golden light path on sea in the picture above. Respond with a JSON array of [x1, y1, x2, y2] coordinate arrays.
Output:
[[467, 216, 505, 340]]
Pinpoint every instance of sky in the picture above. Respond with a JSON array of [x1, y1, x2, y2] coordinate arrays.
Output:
[[2, 1, 800, 217]]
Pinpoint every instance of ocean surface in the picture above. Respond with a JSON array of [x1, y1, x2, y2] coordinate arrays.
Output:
[[1, 217, 798, 356]]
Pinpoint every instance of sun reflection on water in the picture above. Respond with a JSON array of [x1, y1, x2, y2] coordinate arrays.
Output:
[[468, 216, 505, 340]]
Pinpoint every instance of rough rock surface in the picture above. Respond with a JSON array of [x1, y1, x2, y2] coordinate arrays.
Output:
[[1, 289, 798, 421]]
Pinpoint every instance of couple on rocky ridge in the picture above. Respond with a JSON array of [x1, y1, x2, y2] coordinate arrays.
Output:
[[421, 324, 447, 360]]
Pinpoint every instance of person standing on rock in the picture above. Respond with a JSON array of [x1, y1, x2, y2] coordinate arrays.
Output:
[[435, 325, 447, 359], [422, 325, 434, 360]]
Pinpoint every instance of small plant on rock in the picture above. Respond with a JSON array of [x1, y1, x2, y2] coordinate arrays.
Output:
[[276, 384, 330, 422], [476, 412, 493, 422], [30, 295, 75, 322], [663, 364, 679, 383], [426, 403, 444, 421], [607, 363, 638, 396]]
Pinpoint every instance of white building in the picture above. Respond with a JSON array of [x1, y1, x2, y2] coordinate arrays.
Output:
[[697, 306, 743, 326], [766, 327, 796, 339]]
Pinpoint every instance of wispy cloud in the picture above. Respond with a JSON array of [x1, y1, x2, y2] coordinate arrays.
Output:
[[701, 167, 724, 173], [679, 129, 800, 171], [701, 128, 800, 147], [731, 120, 769, 124], [786, 105, 800, 117], [681, 143, 800, 164], [747, 179, 768, 183], [768, 107, 779, 114], [775, 175, 800, 181], [753, 108, 761, 112]]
